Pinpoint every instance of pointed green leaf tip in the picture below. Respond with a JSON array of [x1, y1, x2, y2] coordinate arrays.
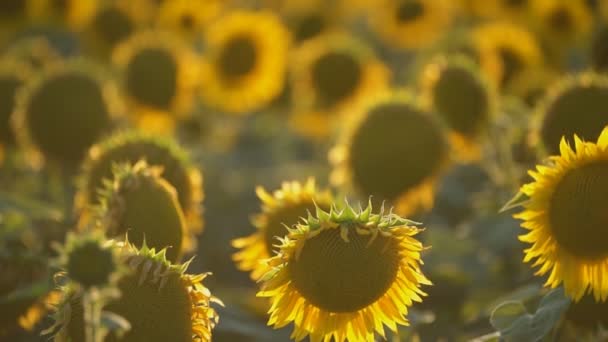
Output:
[[302, 198, 420, 232]]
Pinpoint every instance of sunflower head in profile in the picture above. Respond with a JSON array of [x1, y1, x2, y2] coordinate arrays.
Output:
[[113, 30, 199, 132], [472, 22, 543, 92], [531, 0, 592, 48], [75, 130, 204, 244], [80, 1, 145, 59], [420, 55, 495, 161], [199, 10, 290, 114], [289, 33, 390, 139], [258, 201, 431, 341], [368, 0, 454, 50], [0, 60, 30, 151], [0, 211, 55, 337], [28, 0, 97, 30], [157, 0, 222, 41], [47, 240, 222, 342], [330, 91, 450, 216], [12, 59, 121, 167], [93, 160, 188, 262], [534, 73, 608, 155], [512, 126, 608, 301], [232, 179, 334, 281]]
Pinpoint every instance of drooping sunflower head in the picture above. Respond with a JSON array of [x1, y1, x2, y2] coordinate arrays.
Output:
[[28, 0, 97, 30], [289, 33, 390, 139], [0, 211, 53, 336], [531, 0, 592, 46], [513, 126, 608, 301], [56, 230, 120, 289], [472, 22, 543, 92], [157, 0, 222, 40], [0, 60, 29, 149], [368, 0, 454, 50], [81, 1, 144, 58], [48, 240, 222, 342], [75, 130, 203, 239], [94, 160, 188, 262], [258, 201, 431, 341], [113, 30, 199, 128], [535, 73, 608, 155], [199, 10, 290, 114], [420, 55, 495, 160], [232, 178, 334, 281], [12, 59, 121, 167], [330, 91, 450, 216]]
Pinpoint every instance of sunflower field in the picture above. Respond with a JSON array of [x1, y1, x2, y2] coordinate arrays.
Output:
[[2, 0, 608, 341]]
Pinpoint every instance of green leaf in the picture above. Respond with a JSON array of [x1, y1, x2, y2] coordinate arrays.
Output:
[[489, 287, 570, 342]]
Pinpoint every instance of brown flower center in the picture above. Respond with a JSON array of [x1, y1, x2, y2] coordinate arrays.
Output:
[[312, 51, 362, 108], [218, 36, 257, 82], [126, 47, 178, 110]]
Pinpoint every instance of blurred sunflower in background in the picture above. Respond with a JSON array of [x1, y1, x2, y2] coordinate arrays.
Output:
[[278, 0, 337, 44], [534, 73, 608, 155], [258, 202, 430, 341], [368, 0, 454, 50], [113, 30, 199, 133], [330, 91, 450, 216], [472, 21, 543, 93], [0, 60, 30, 162], [12, 59, 121, 168], [48, 240, 222, 342], [232, 179, 333, 281], [420, 55, 495, 161], [80, 1, 145, 59], [75, 130, 204, 242], [157, 0, 222, 42], [513, 126, 608, 301], [94, 161, 189, 262], [28, 0, 97, 31], [199, 10, 290, 114], [3, 37, 62, 71], [457, 0, 533, 21], [289, 33, 389, 139]]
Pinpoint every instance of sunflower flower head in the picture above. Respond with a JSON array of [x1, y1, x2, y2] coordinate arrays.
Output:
[[258, 201, 431, 342], [199, 10, 290, 114], [157, 0, 222, 41], [535, 73, 608, 155], [532, 0, 592, 47], [232, 179, 334, 281], [368, 0, 454, 50], [512, 126, 608, 301], [93, 160, 188, 263], [75, 130, 203, 246], [113, 30, 199, 131], [330, 91, 450, 216], [48, 240, 222, 342], [420, 55, 495, 160], [12, 59, 121, 167], [289, 33, 389, 139]]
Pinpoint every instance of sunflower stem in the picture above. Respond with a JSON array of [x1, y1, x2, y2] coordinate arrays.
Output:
[[83, 288, 104, 342]]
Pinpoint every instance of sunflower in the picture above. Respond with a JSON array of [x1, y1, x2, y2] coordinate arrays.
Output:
[[47, 240, 222, 342], [28, 0, 97, 30], [199, 10, 290, 114], [258, 201, 431, 342], [531, 0, 592, 48], [289, 33, 390, 139], [278, 0, 337, 44], [330, 91, 449, 216], [535, 73, 608, 155], [94, 161, 188, 262], [0, 60, 30, 152], [12, 59, 121, 167], [513, 126, 608, 301], [113, 30, 199, 132], [591, 24, 608, 72], [457, 0, 533, 21], [472, 22, 543, 92], [420, 55, 495, 161], [506, 66, 557, 108], [80, 1, 145, 59], [157, 0, 222, 41], [75, 130, 204, 242], [232, 179, 334, 281], [368, 0, 454, 50], [564, 294, 608, 332]]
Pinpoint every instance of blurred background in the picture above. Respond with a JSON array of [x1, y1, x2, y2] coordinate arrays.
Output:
[[1, 0, 608, 341]]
